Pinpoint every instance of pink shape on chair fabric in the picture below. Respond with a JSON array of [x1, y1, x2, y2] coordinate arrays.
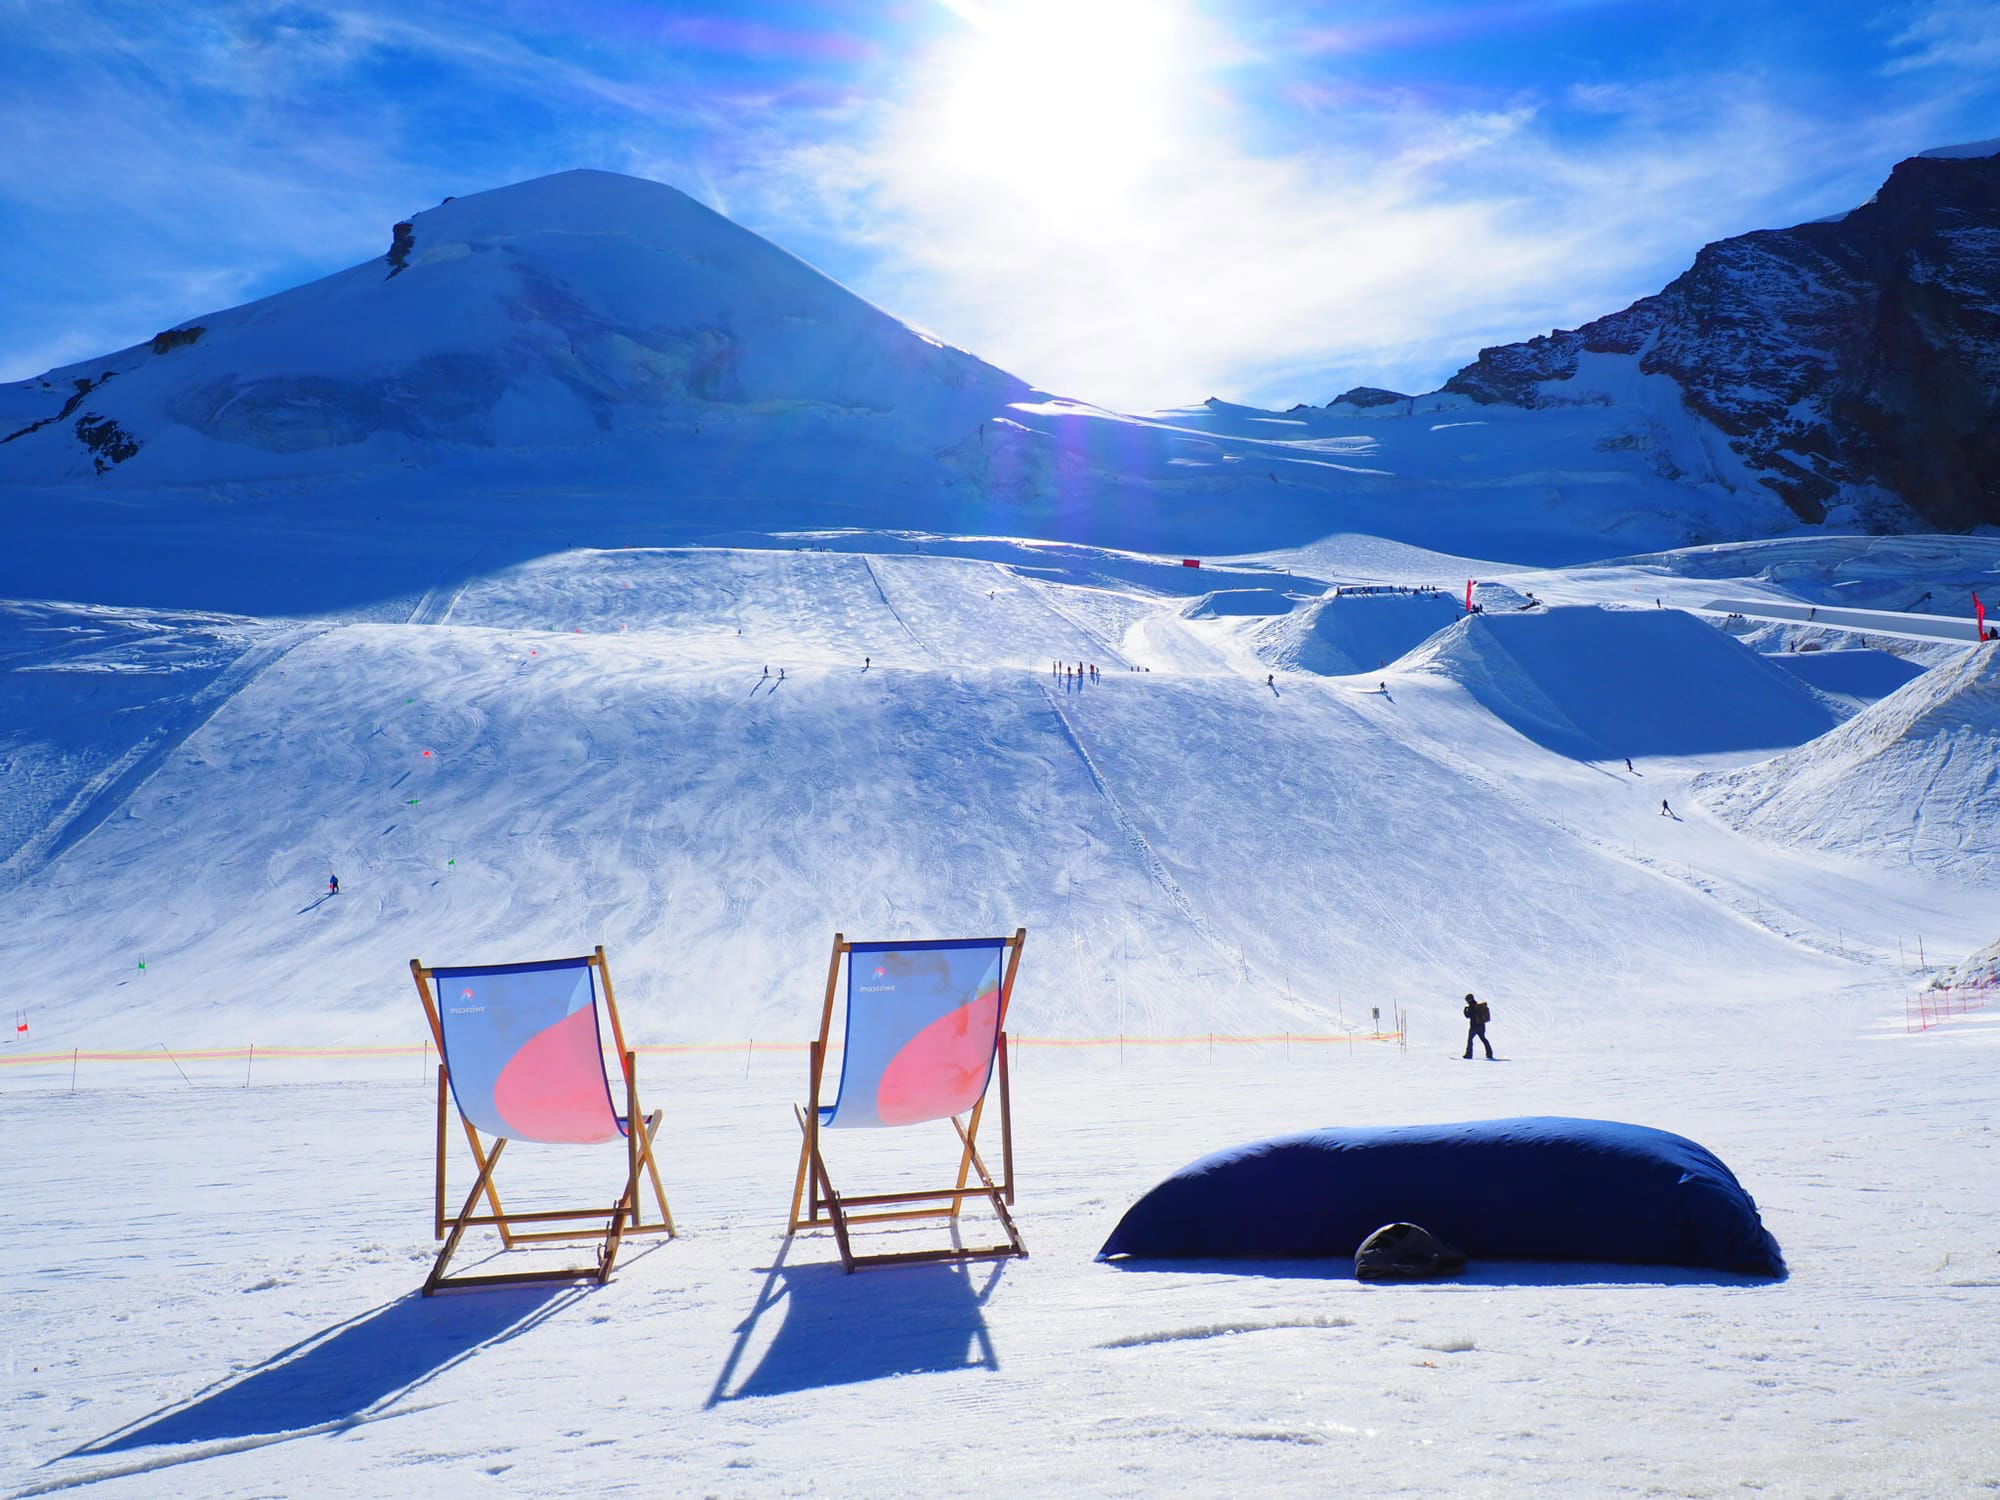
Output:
[[494, 1006, 620, 1143], [874, 983, 1001, 1126]]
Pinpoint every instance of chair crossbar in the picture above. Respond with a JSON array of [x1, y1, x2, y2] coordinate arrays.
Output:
[[422, 1267, 609, 1292]]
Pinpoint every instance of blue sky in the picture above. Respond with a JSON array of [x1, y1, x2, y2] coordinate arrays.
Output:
[[2, 1, 1996, 410]]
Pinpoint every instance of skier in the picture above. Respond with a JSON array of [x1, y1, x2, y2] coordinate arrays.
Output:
[[762, 665, 768, 677], [1625, 757, 1635, 772], [864, 656, 870, 669], [1267, 674, 1274, 687], [1462, 992, 1493, 1060], [1660, 799, 1674, 818], [778, 667, 786, 681], [328, 874, 340, 896]]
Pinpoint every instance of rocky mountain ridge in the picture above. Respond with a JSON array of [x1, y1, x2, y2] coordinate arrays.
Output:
[[1439, 146, 2000, 531]]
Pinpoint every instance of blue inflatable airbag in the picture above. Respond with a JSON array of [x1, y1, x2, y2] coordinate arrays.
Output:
[[1097, 1116, 1784, 1276]]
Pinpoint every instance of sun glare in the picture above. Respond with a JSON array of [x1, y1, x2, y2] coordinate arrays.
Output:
[[924, 0, 1190, 218]]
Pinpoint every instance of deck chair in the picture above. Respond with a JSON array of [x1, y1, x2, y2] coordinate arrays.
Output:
[[788, 929, 1028, 1271], [410, 947, 673, 1294]]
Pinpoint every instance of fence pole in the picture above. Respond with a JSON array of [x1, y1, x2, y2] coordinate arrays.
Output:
[[70, 1047, 77, 1092], [245, 1044, 255, 1088], [158, 1043, 194, 1088]]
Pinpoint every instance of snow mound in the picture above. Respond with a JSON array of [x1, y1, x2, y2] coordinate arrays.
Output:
[[1256, 590, 1461, 675], [1182, 588, 1295, 618], [1695, 643, 2000, 883], [1405, 605, 1836, 758], [1928, 933, 2000, 990]]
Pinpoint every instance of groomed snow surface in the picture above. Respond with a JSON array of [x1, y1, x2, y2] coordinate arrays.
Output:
[[4, 533, 1999, 1497]]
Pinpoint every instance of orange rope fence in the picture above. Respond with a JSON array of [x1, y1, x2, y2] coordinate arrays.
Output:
[[0, 1029, 1404, 1071]]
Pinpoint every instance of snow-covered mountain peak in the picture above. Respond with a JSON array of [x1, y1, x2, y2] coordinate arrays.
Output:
[[1917, 138, 2000, 160], [0, 167, 1029, 487]]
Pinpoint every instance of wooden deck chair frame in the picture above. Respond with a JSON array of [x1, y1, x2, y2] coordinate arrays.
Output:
[[411, 947, 674, 1295], [788, 928, 1028, 1272]]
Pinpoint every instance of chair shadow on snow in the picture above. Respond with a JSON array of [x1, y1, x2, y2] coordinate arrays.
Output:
[[1102, 1257, 1781, 1287], [65, 1283, 577, 1464], [707, 1238, 1002, 1405]]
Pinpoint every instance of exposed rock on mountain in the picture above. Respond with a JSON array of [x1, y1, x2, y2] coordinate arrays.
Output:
[[1443, 146, 2000, 530], [1328, 386, 1411, 409]]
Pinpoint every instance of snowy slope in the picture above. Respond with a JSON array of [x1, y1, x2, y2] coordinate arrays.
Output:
[[1694, 642, 2000, 883], [0, 595, 1842, 1051], [1254, 588, 1464, 676], [3, 533, 1999, 1499]]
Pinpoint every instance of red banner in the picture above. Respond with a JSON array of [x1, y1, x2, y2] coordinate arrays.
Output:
[[1465, 579, 1475, 614], [1977, 592, 1987, 641]]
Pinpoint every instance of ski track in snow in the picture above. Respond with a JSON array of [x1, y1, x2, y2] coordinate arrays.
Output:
[[0, 625, 330, 892], [1035, 678, 1244, 980]]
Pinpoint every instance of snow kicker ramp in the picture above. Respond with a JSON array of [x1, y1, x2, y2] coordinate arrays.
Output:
[[1097, 1117, 1785, 1276], [1406, 605, 1835, 758], [1694, 642, 2000, 884], [1257, 590, 1462, 676]]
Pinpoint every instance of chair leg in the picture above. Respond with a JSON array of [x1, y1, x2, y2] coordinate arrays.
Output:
[[811, 1139, 858, 1272], [952, 1114, 1027, 1259], [425, 1137, 509, 1296]]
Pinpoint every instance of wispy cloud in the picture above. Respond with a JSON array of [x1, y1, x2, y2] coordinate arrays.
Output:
[[740, 20, 1942, 409], [1885, 1, 2000, 73]]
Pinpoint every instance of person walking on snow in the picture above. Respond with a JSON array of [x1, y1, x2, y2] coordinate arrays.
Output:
[[328, 874, 339, 896], [1660, 799, 1673, 817], [1462, 992, 1493, 1059]]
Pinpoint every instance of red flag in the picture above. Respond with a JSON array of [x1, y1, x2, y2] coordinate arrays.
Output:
[[1465, 579, 1476, 614], [1977, 592, 1987, 641]]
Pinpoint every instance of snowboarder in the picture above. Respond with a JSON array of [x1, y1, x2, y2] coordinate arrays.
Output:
[[1660, 799, 1674, 818], [1462, 992, 1493, 1059], [328, 874, 339, 896]]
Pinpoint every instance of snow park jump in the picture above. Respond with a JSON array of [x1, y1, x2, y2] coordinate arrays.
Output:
[[5, 142, 2000, 1496]]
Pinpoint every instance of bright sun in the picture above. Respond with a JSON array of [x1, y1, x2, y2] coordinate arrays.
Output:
[[923, 0, 1189, 218]]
